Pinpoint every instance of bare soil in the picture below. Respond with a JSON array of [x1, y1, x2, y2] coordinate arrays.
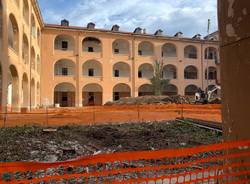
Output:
[[0, 121, 222, 162]]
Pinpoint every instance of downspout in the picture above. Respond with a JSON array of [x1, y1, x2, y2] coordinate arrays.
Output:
[[131, 36, 136, 97], [201, 41, 204, 90]]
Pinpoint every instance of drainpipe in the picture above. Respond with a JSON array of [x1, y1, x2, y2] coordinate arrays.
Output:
[[131, 37, 136, 97], [201, 41, 204, 90]]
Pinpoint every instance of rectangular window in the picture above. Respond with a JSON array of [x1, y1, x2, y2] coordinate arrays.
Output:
[[61, 41, 68, 50], [88, 68, 94, 76], [88, 47, 94, 52], [114, 49, 119, 54], [62, 68, 68, 76], [114, 70, 119, 77], [138, 50, 142, 55], [138, 71, 142, 78]]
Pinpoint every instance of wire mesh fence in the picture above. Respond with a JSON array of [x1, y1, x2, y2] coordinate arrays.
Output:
[[0, 140, 249, 183], [0, 104, 222, 127]]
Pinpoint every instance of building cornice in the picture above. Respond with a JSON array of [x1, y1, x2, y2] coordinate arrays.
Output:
[[31, 0, 44, 27], [43, 24, 219, 45]]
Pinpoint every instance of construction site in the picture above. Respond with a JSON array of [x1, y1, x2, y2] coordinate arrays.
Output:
[[0, 0, 250, 183]]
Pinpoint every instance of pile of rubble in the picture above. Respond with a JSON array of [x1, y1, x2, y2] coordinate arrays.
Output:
[[0, 121, 221, 162], [105, 95, 195, 105]]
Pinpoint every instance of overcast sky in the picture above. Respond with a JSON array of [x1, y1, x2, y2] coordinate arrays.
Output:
[[37, 0, 218, 37]]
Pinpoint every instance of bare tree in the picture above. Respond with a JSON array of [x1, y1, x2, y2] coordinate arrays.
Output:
[[150, 60, 170, 96]]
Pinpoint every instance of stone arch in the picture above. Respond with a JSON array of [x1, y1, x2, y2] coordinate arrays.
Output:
[[82, 60, 102, 77], [31, 47, 35, 70], [184, 45, 197, 59], [37, 55, 41, 74], [8, 65, 19, 108], [82, 37, 102, 53], [54, 34, 75, 51], [205, 47, 218, 60], [184, 65, 198, 79], [31, 78, 35, 107], [162, 43, 177, 57], [205, 66, 217, 80], [112, 39, 129, 55], [163, 65, 177, 79], [22, 34, 29, 64], [138, 84, 153, 96], [23, 0, 29, 25], [22, 73, 29, 107], [54, 59, 75, 76], [8, 14, 19, 53], [113, 62, 131, 78], [54, 82, 75, 107], [82, 83, 103, 106], [31, 14, 36, 37], [163, 84, 178, 96], [113, 83, 131, 101], [138, 63, 154, 79], [185, 85, 198, 96], [138, 41, 154, 56], [36, 82, 40, 106]]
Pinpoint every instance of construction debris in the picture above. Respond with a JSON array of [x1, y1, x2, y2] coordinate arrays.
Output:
[[0, 121, 221, 162], [105, 95, 195, 105]]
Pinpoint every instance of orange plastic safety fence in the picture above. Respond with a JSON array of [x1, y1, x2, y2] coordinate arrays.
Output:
[[1, 140, 249, 184]]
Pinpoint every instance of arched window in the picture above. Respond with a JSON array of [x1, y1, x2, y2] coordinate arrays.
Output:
[[162, 43, 177, 57], [163, 65, 177, 79], [138, 41, 154, 56], [8, 14, 19, 53], [113, 84, 131, 101], [31, 14, 36, 37], [82, 37, 102, 53], [138, 84, 153, 96], [184, 45, 197, 59], [205, 67, 217, 80], [54, 83, 75, 107], [22, 34, 29, 64], [185, 85, 198, 96], [112, 39, 129, 55], [184, 66, 198, 79], [54, 35, 75, 51], [23, 0, 29, 25], [113, 62, 130, 78], [82, 84, 103, 106], [138, 64, 154, 79], [31, 47, 35, 70], [54, 59, 75, 76], [82, 60, 102, 77], [205, 47, 217, 60], [163, 84, 178, 96]]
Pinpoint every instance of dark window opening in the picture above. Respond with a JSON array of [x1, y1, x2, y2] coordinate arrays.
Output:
[[138, 71, 142, 78], [88, 47, 94, 52], [138, 50, 142, 55], [62, 68, 68, 76], [114, 70, 119, 77], [88, 68, 94, 76], [62, 96, 68, 102], [114, 49, 119, 54], [88, 92, 94, 104], [114, 92, 120, 101], [61, 41, 68, 50]]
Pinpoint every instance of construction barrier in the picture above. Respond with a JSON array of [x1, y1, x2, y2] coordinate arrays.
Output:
[[0, 104, 222, 127], [0, 140, 249, 183]]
